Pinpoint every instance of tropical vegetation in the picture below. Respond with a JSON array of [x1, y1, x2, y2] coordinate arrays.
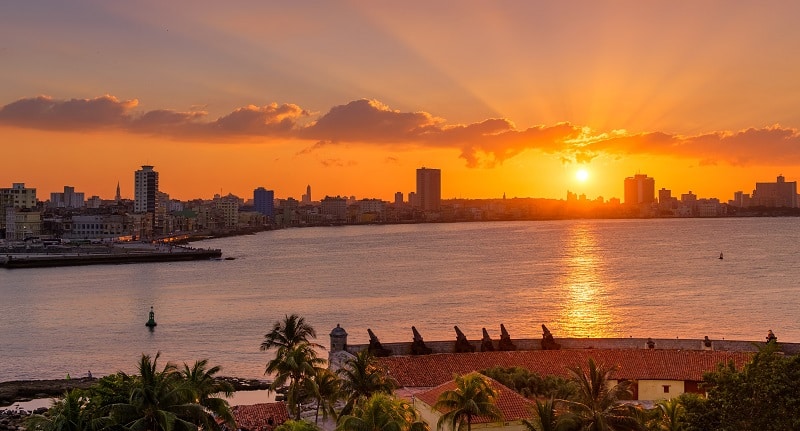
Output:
[[433, 372, 501, 431], [27, 353, 234, 431], [336, 392, 428, 431], [27, 315, 800, 431]]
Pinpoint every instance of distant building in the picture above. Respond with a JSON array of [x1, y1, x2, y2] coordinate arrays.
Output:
[[134, 165, 158, 214], [4, 208, 41, 240], [623, 174, 655, 205], [67, 214, 126, 239], [50, 186, 85, 209], [302, 184, 312, 204], [214, 194, 240, 228], [753, 175, 798, 208], [115, 181, 121, 202], [254, 187, 275, 219], [0, 183, 37, 209], [86, 196, 102, 209], [394, 192, 404, 205], [730, 191, 752, 208], [416, 167, 441, 211], [321, 196, 347, 221]]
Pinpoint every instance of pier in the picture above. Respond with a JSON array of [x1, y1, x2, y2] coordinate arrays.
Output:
[[0, 243, 222, 269]]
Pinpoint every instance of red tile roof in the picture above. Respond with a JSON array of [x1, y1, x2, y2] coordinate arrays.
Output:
[[378, 349, 753, 388], [415, 376, 534, 424], [231, 402, 290, 431]]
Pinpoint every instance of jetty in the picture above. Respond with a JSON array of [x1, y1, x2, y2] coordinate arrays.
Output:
[[0, 243, 222, 269]]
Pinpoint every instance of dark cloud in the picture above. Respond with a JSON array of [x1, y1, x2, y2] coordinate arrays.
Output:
[[0, 95, 136, 130], [2, 95, 800, 168], [303, 99, 440, 142]]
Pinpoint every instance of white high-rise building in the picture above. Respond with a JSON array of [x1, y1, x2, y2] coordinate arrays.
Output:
[[134, 165, 159, 213]]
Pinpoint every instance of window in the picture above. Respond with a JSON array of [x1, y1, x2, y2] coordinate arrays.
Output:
[[663, 385, 670, 393]]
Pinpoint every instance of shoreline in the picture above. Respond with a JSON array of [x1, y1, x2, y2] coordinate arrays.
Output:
[[0, 376, 271, 407]]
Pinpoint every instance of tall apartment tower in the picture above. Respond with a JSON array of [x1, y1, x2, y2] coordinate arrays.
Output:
[[416, 167, 441, 211], [134, 165, 159, 213], [254, 187, 275, 219], [623, 174, 655, 205], [302, 185, 312, 204]]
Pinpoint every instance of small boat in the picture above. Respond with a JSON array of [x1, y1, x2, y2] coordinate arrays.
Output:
[[224, 257, 236, 260]]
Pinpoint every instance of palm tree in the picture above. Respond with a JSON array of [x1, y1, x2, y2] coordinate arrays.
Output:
[[336, 392, 428, 431], [652, 399, 685, 431], [261, 314, 323, 353], [564, 358, 641, 431], [181, 359, 235, 430], [337, 349, 397, 417], [27, 389, 93, 431], [522, 396, 578, 431], [433, 372, 501, 431], [108, 352, 207, 431], [312, 368, 342, 425], [267, 342, 326, 420]]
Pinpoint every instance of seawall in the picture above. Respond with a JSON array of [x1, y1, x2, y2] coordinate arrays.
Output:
[[343, 336, 800, 356]]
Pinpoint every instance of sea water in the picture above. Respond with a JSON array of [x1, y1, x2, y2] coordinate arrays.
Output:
[[2, 218, 799, 382]]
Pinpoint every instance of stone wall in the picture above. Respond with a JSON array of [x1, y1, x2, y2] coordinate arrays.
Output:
[[342, 337, 800, 356]]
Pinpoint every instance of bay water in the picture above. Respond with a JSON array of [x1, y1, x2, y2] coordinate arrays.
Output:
[[2, 218, 799, 382]]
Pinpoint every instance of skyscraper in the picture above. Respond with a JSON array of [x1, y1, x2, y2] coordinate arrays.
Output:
[[254, 187, 275, 219], [623, 174, 655, 205], [416, 167, 441, 211], [134, 165, 158, 213]]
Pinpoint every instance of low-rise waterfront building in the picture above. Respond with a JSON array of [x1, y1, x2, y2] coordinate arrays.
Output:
[[4, 209, 42, 240], [66, 214, 127, 240]]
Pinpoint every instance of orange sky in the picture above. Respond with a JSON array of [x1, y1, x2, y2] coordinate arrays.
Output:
[[2, 1, 800, 202]]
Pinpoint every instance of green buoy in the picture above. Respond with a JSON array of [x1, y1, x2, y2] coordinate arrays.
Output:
[[146, 306, 157, 328]]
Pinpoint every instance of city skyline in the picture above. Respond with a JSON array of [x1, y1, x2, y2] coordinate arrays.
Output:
[[3, 2, 800, 201], [6, 168, 800, 207]]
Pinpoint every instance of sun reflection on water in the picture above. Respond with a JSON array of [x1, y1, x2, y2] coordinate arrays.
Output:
[[557, 223, 615, 338]]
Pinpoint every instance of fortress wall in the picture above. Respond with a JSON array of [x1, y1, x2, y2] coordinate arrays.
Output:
[[343, 337, 800, 356]]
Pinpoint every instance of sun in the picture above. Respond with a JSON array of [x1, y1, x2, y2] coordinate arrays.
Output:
[[575, 168, 590, 182]]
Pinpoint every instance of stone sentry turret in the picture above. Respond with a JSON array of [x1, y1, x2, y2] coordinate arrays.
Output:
[[329, 324, 348, 353]]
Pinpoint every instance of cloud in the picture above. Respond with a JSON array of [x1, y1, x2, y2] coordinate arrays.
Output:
[[0, 95, 137, 130], [303, 99, 583, 167], [209, 103, 309, 136], [582, 125, 800, 166], [3, 94, 800, 168], [303, 99, 442, 142], [0, 95, 308, 139]]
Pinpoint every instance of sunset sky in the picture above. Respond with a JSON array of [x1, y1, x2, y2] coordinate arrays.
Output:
[[3, 1, 800, 202]]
